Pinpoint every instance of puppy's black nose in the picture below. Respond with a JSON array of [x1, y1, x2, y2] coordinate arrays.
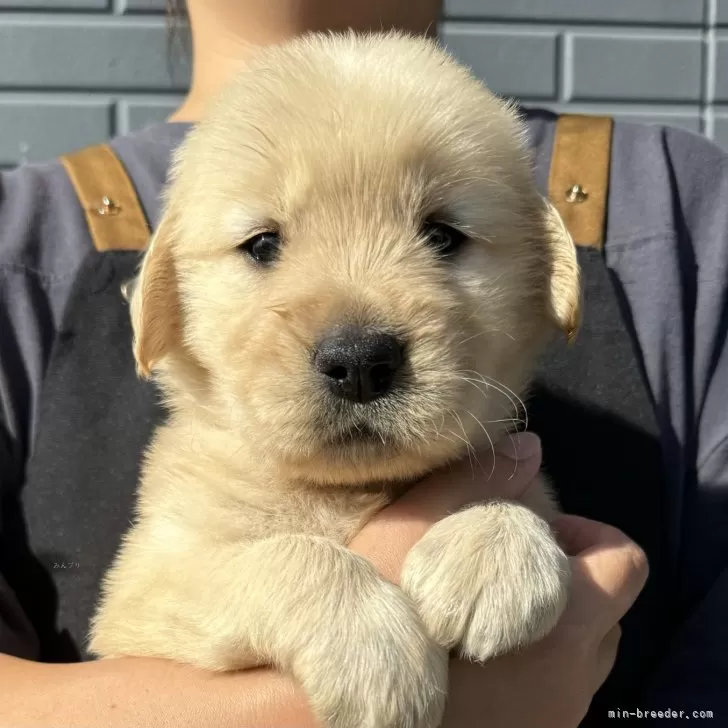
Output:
[[314, 327, 404, 404]]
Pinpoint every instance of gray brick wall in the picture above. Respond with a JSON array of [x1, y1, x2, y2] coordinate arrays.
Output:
[[0, 1, 726, 166]]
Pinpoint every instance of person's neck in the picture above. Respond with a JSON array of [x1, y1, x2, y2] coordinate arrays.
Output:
[[169, 0, 442, 123]]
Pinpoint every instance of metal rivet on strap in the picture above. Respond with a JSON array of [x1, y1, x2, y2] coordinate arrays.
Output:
[[96, 196, 121, 216], [565, 184, 589, 204]]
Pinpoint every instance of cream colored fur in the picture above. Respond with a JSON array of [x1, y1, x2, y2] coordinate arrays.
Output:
[[89, 31, 581, 728]]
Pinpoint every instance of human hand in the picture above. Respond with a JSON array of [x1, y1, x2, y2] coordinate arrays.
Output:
[[441, 513, 648, 727], [349, 433, 648, 728]]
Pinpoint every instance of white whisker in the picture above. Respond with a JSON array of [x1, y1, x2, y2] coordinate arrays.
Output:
[[458, 370, 528, 431], [452, 410, 484, 479], [455, 374, 522, 430], [482, 418, 527, 426], [457, 331, 487, 347], [465, 410, 496, 480]]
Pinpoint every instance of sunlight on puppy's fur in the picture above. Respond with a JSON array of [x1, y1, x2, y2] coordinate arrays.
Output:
[[90, 30, 580, 728]]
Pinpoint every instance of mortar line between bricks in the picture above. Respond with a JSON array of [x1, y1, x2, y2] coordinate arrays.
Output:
[[114, 99, 127, 137], [442, 21, 702, 41], [560, 32, 573, 103], [441, 16, 705, 31], [0, 85, 187, 94], [561, 97, 703, 107], [702, 0, 718, 136], [0, 5, 112, 13], [108, 99, 118, 138], [0, 90, 184, 100], [553, 32, 564, 102], [523, 100, 703, 115], [0, 12, 168, 25], [0, 7, 166, 14]]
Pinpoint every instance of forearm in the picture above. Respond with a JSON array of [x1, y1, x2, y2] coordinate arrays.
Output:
[[0, 653, 318, 728]]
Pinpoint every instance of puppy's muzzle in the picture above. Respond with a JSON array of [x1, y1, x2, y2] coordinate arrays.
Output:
[[314, 326, 405, 404]]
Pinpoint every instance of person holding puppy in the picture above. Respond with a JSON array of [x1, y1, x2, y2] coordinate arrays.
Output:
[[0, 1, 724, 727]]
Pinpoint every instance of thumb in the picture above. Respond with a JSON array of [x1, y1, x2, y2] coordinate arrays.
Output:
[[553, 514, 649, 637], [394, 431, 543, 519]]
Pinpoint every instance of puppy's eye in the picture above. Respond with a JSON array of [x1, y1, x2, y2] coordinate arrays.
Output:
[[238, 232, 282, 265], [421, 221, 467, 257]]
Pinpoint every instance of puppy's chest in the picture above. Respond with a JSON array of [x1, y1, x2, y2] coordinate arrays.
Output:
[[142, 425, 391, 545], [275, 487, 390, 543], [162, 478, 390, 547]]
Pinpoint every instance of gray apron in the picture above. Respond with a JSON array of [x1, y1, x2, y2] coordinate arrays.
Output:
[[1, 119, 676, 725]]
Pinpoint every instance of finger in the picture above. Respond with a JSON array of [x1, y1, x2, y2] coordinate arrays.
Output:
[[349, 433, 542, 582], [557, 518, 648, 635], [552, 513, 635, 556], [394, 431, 542, 517], [593, 624, 622, 692]]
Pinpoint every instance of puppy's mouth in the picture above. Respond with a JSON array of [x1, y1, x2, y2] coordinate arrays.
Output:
[[328, 423, 384, 447]]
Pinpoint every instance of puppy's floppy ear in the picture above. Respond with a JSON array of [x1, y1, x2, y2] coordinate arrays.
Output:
[[541, 198, 581, 343], [129, 211, 182, 379]]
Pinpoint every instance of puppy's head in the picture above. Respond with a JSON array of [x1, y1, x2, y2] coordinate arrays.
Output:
[[131, 31, 580, 486]]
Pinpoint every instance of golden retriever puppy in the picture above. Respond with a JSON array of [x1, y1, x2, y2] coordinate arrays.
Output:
[[90, 30, 580, 728]]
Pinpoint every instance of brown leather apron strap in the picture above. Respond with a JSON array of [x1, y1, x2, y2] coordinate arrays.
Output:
[[61, 119, 612, 252], [548, 114, 614, 250], [60, 144, 150, 252]]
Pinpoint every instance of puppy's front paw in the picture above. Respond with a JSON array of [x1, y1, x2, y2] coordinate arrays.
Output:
[[401, 501, 569, 662], [293, 569, 448, 728]]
